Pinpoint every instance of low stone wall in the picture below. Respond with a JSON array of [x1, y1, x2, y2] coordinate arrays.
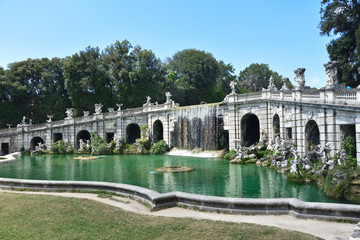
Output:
[[0, 177, 359, 222]]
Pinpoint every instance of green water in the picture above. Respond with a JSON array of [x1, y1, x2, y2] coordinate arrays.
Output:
[[0, 154, 345, 203]]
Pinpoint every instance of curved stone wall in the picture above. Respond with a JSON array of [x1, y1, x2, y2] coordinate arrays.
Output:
[[0, 177, 359, 222]]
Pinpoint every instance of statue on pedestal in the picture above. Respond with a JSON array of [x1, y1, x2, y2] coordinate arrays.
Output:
[[165, 92, 172, 103], [281, 77, 290, 90], [230, 81, 237, 94], [294, 68, 306, 90], [324, 61, 339, 86], [65, 108, 74, 120], [267, 76, 277, 90], [94, 103, 103, 115]]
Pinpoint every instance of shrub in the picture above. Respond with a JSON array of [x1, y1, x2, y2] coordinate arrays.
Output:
[[150, 140, 169, 155], [51, 139, 67, 153], [137, 138, 152, 151], [224, 149, 237, 160], [342, 136, 356, 157], [90, 132, 110, 155]]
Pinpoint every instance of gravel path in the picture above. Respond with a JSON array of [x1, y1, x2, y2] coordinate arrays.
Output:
[[0, 190, 356, 240]]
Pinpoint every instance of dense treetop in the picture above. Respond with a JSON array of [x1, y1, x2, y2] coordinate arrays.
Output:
[[0, 40, 284, 128], [320, 0, 360, 87]]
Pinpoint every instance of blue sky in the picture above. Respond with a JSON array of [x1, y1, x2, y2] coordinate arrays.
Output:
[[0, 0, 334, 88]]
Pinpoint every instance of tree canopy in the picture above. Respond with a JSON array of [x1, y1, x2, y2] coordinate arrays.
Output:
[[237, 63, 287, 93], [0, 40, 284, 128], [320, 0, 360, 87]]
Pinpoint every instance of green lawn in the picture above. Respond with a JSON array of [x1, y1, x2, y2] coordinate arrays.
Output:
[[0, 193, 320, 240]]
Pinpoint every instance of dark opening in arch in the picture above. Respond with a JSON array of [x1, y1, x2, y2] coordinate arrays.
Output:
[[106, 132, 115, 143], [273, 114, 280, 138], [126, 123, 140, 144], [305, 120, 320, 152], [30, 136, 44, 150], [241, 113, 260, 147], [77, 130, 91, 149], [1, 143, 9, 155], [217, 115, 229, 150], [53, 133, 63, 143], [153, 120, 163, 143]]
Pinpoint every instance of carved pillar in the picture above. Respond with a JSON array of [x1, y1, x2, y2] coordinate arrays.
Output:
[[355, 113, 360, 166]]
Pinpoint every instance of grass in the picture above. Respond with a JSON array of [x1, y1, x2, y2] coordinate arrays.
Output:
[[0, 192, 320, 240]]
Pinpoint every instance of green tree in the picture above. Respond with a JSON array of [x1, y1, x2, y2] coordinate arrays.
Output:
[[64, 46, 110, 116], [102, 41, 165, 108], [166, 49, 220, 105], [237, 63, 285, 93], [127, 46, 165, 107], [213, 61, 237, 102], [2, 58, 69, 125], [102, 40, 133, 106], [320, 0, 360, 87]]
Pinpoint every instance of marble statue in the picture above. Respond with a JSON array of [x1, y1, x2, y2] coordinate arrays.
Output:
[[47, 115, 53, 123], [230, 80, 237, 94], [281, 77, 290, 90], [94, 103, 103, 115], [79, 139, 86, 151], [37, 142, 45, 151], [83, 111, 90, 117], [324, 61, 339, 86], [165, 92, 172, 103], [65, 108, 74, 120], [17, 116, 27, 127], [28, 119, 33, 125], [86, 139, 91, 150], [116, 104, 123, 112], [108, 108, 115, 113], [294, 68, 306, 90], [267, 75, 277, 90]]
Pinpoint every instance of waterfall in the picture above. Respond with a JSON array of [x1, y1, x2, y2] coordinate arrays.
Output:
[[170, 104, 222, 151]]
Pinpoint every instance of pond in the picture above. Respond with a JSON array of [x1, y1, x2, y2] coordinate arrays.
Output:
[[0, 154, 345, 203]]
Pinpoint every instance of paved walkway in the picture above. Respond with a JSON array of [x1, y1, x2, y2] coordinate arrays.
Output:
[[0, 190, 356, 240]]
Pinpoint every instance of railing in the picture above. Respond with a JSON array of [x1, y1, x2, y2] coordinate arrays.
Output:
[[335, 89, 357, 103], [302, 90, 320, 101], [237, 92, 262, 101], [122, 107, 143, 116]]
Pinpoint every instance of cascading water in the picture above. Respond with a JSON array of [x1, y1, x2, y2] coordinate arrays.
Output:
[[170, 104, 227, 151]]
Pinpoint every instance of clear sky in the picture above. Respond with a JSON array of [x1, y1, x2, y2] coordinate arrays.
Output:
[[0, 0, 334, 88]]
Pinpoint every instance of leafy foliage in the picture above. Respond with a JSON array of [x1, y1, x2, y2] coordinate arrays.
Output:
[[0, 40, 283, 128], [320, 0, 360, 87], [90, 132, 109, 155], [237, 63, 289, 92], [150, 140, 169, 155], [224, 149, 237, 160]]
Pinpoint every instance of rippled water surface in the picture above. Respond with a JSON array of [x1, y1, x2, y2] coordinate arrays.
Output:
[[0, 154, 345, 203]]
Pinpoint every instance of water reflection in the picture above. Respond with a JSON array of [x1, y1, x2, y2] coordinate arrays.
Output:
[[0, 154, 344, 203]]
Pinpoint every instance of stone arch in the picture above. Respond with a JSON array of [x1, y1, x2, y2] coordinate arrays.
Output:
[[77, 130, 91, 149], [305, 120, 320, 152], [273, 114, 280, 138], [241, 113, 260, 147], [153, 120, 163, 143], [30, 136, 44, 150], [126, 123, 140, 144]]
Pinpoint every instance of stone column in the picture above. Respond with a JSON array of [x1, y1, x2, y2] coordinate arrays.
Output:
[[325, 89, 335, 103], [325, 109, 338, 154], [45, 122, 52, 149], [226, 102, 238, 150], [295, 106, 305, 157], [356, 113, 360, 166]]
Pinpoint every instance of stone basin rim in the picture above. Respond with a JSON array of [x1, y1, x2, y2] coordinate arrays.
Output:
[[0, 177, 359, 222]]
